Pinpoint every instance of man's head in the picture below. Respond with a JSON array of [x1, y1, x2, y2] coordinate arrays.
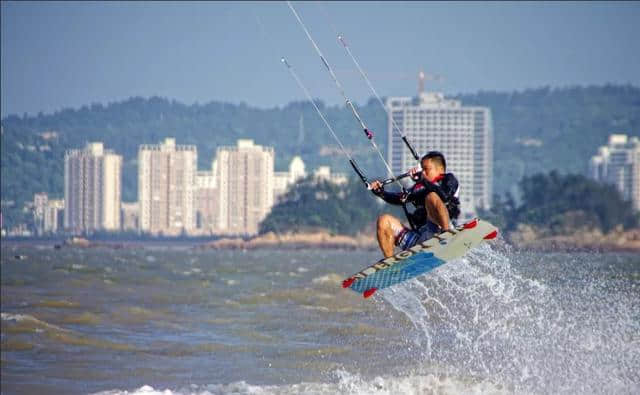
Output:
[[420, 151, 446, 182]]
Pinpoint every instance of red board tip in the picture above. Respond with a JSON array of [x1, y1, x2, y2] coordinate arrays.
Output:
[[363, 288, 377, 298], [484, 230, 498, 240], [342, 278, 355, 288], [463, 219, 478, 229]]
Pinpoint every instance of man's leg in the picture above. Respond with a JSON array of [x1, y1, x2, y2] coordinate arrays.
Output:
[[425, 192, 451, 231], [376, 214, 405, 258]]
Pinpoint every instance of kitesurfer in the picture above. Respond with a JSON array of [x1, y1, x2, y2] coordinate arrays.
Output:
[[370, 151, 461, 258]]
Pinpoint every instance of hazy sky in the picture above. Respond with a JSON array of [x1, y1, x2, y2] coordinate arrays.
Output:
[[2, 1, 639, 117]]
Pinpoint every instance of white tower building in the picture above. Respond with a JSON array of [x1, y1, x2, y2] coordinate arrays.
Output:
[[386, 82, 493, 218], [64, 142, 122, 234], [590, 134, 640, 211], [215, 139, 274, 235], [289, 156, 306, 183], [138, 138, 197, 235]]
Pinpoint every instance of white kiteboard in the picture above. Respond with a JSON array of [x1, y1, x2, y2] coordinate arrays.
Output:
[[342, 218, 498, 298]]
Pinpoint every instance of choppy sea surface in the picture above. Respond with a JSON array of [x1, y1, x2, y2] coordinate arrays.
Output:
[[1, 242, 639, 394]]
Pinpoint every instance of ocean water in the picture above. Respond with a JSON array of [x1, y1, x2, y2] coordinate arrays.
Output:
[[1, 242, 638, 394]]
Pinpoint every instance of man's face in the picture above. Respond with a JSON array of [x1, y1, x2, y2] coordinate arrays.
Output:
[[421, 158, 443, 182]]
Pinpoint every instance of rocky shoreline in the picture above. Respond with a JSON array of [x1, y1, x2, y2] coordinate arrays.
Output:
[[506, 224, 640, 252], [200, 231, 378, 250], [201, 227, 640, 253]]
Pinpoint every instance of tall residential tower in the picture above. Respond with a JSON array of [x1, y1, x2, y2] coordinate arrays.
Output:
[[386, 86, 493, 218], [138, 138, 197, 235], [64, 142, 122, 233], [215, 139, 274, 235], [590, 134, 640, 211]]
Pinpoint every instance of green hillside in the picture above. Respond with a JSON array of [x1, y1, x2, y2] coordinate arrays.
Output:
[[2, 84, 639, 230], [456, 84, 640, 195]]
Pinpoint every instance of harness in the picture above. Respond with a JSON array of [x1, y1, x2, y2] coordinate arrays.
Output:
[[401, 174, 460, 230]]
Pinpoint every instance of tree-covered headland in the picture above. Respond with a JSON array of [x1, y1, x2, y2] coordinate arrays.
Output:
[[261, 171, 639, 237], [260, 177, 400, 236], [479, 171, 638, 235]]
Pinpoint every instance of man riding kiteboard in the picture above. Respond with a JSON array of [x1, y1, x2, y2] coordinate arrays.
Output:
[[285, 2, 497, 298], [369, 151, 461, 258]]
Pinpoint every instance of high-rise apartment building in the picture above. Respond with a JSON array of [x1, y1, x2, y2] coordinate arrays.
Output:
[[386, 89, 493, 218], [64, 142, 122, 233], [216, 139, 274, 235], [590, 134, 640, 211], [138, 138, 197, 235]]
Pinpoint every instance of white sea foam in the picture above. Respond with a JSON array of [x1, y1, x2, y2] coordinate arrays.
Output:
[[380, 244, 640, 394], [93, 369, 510, 395]]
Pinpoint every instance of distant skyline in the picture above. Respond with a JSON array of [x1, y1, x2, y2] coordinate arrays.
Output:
[[2, 1, 640, 117]]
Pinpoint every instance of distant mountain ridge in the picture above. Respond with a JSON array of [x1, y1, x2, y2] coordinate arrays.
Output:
[[2, 84, 639, 229]]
